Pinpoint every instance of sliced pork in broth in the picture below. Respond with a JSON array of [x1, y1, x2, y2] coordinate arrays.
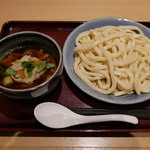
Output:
[[0, 48, 57, 89]]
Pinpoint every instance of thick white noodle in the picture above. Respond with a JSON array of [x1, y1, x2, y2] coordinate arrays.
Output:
[[74, 26, 150, 96]]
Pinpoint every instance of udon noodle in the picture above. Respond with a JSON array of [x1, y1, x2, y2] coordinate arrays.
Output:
[[74, 26, 150, 96]]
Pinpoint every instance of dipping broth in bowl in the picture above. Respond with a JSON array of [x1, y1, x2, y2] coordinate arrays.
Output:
[[0, 31, 63, 100], [0, 47, 57, 89]]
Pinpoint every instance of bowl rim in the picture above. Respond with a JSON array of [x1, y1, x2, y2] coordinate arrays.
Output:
[[0, 31, 63, 93], [63, 17, 150, 105]]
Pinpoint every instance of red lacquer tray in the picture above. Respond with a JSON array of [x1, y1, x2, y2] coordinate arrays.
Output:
[[0, 21, 150, 134]]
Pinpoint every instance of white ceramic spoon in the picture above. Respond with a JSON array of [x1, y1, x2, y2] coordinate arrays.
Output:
[[34, 102, 138, 129]]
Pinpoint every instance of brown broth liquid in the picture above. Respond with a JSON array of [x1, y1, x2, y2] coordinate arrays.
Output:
[[0, 48, 57, 89]]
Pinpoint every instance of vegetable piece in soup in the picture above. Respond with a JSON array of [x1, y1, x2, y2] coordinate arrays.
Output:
[[0, 48, 57, 89]]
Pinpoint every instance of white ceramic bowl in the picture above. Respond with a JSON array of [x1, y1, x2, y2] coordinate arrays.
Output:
[[63, 17, 150, 105]]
